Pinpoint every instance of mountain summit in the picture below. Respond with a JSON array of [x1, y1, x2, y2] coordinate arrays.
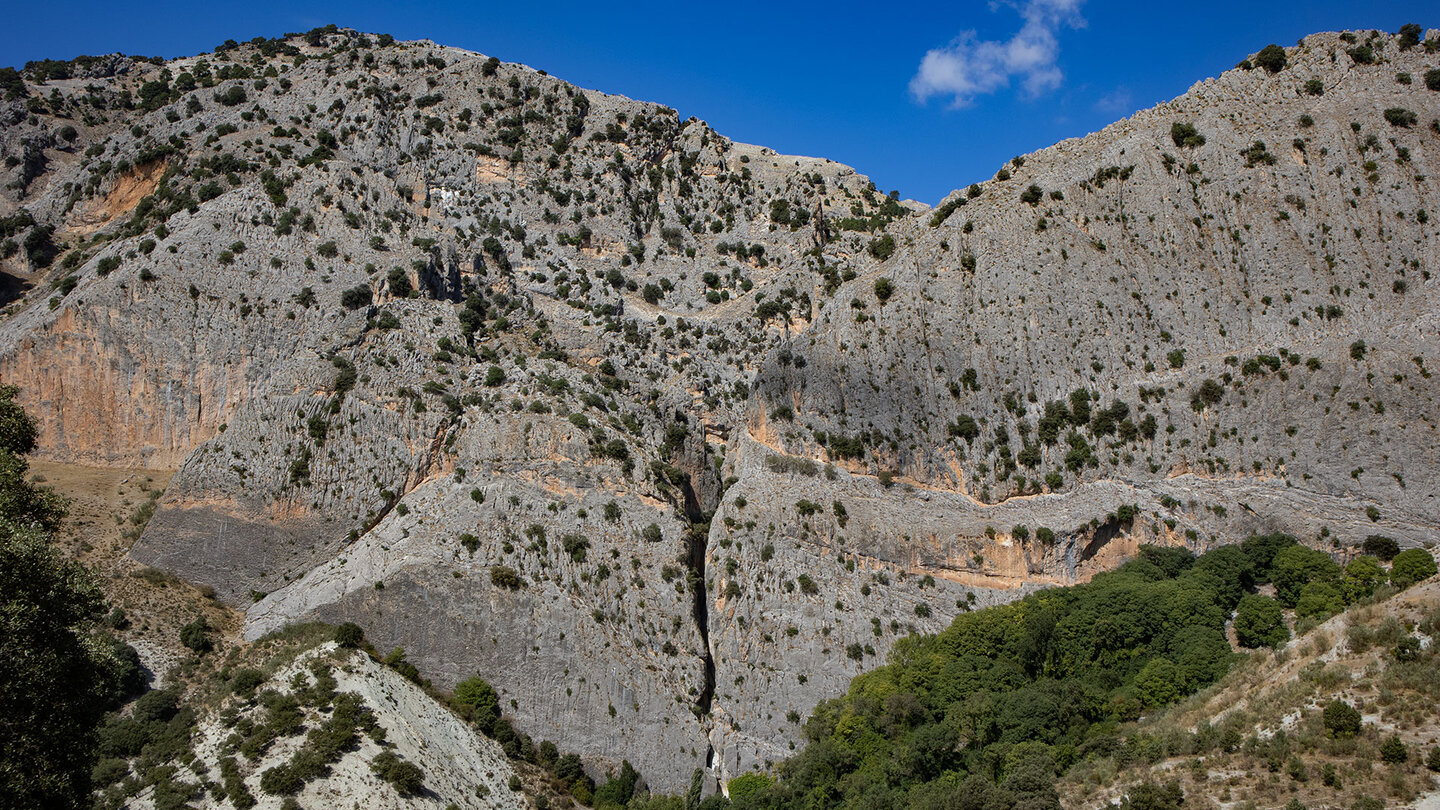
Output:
[[0, 24, 1437, 794]]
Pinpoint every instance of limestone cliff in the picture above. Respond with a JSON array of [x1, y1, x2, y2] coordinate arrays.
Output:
[[1, 26, 1437, 791]]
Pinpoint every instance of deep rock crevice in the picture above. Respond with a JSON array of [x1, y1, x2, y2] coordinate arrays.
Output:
[[679, 474, 716, 719]]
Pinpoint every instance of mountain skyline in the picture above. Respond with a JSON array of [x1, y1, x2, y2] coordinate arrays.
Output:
[[4, 2, 1435, 204]]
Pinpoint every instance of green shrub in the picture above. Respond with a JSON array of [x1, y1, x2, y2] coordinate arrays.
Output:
[[1171, 122, 1205, 148], [452, 675, 501, 733], [371, 750, 425, 796], [873, 277, 893, 301], [1240, 140, 1277, 167], [1254, 44, 1287, 73], [1294, 581, 1344, 619], [1398, 23, 1423, 50], [334, 622, 364, 648], [728, 772, 774, 801], [1426, 69, 1440, 91], [1343, 556, 1387, 602], [230, 668, 265, 695], [1191, 379, 1225, 410], [1117, 780, 1184, 809], [949, 415, 979, 442], [340, 285, 372, 309], [213, 85, 247, 106], [562, 533, 589, 562], [1384, 107, 1419, 128], [1390, 548, 1437, 588], [1322, 699, 1362, 738], [1362, 535, 1400, 561], [386, 267, 412, 297], [179, 616, 211, 652], [490, 565, 522, 589], [259, 764, 302, 795], [1380, 735, 1408, 764], [1271, 545, 1341, 606], [1347, 45, 1375, 64]]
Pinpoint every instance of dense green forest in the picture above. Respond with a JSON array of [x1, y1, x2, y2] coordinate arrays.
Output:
[[603, 534, 1433, 810]]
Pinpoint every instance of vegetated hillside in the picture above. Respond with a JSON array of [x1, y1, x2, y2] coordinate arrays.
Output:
[[679, 535, 1438, 809], [1057, 575, 1440, 809], [0, 22, 1438, 793], [90, 626, 532, 810]]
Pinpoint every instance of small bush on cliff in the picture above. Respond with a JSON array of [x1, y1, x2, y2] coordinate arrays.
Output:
[[1171, 122, 1205, 148], [490, 565, 522, 589], [1254, 44, 1288, 73], [452, 675, 501, 733], [340, 285, 372, 309]]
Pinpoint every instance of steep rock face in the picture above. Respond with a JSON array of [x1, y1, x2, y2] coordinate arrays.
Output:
[[754, 30, 1440, 542], [243, 424, 714, 784], [1, 26, 1437, 792]]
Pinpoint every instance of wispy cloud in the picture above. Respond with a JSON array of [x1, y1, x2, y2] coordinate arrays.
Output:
[[910, 0, 1085, 107], [1093, 86, 1133, 115]]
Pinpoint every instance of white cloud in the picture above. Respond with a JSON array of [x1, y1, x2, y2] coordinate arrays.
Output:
[[910, 0, 1085, 107]]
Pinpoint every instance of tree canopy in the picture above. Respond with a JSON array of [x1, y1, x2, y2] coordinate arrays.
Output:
[[715, 543, 1249, 808], [0, 385, 138, 809]]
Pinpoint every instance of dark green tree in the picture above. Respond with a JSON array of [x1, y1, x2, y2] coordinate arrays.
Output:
[[1269, 544, 1340, 606], [1380, 737, 1409, 763], [0, 386, 132, 809], [1390, 549, 1437, 588], [1234, 594, 1288, 648], [1362, 535, 1400, 561], [453, 674, 501, 734], [873, 277, 894, 301], [1253, 44, 1288, 73], [1294, 581, 1344, 620], [1322, 699, 1362, 739]]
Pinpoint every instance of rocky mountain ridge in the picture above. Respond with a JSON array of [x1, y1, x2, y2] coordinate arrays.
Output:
[[1, 24, 1437, 792]]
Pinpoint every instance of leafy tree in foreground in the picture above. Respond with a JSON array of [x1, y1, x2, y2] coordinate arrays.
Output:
[[0, 385, 134, 809]]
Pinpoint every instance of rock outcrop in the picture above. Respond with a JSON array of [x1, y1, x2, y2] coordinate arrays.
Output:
[[1, 26, 1437, 791]]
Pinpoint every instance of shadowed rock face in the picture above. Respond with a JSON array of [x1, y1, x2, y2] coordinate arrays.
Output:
[[1, 26, 1437, 790]]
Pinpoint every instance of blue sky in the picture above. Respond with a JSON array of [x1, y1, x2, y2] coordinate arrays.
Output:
[[3, 1, 1434, 203]]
